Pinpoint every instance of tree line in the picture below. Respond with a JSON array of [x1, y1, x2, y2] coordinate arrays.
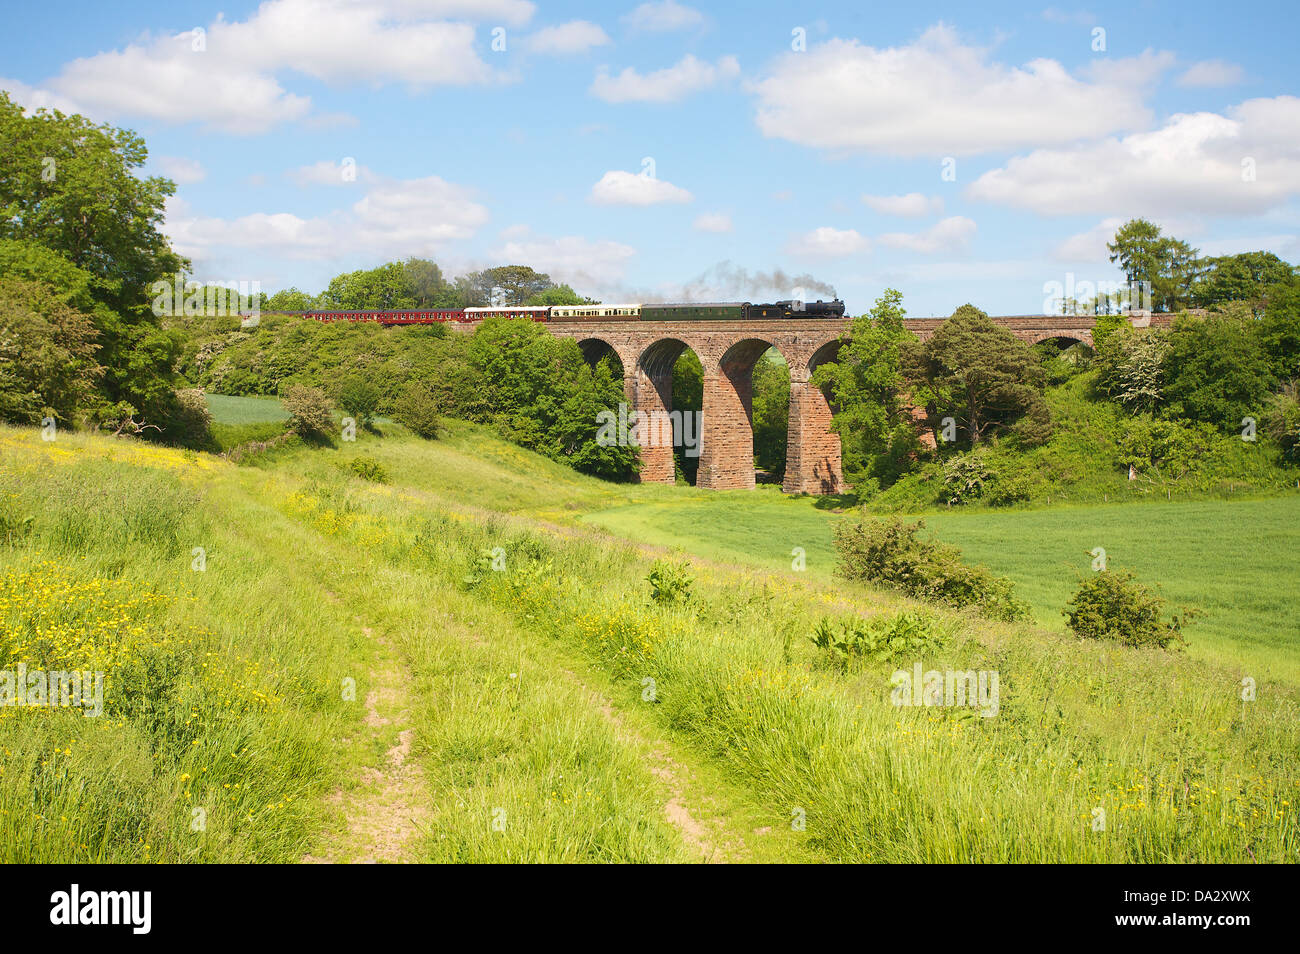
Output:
[[266, 261, 593, 312]]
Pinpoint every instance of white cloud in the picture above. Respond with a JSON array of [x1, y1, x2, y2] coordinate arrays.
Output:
[[693, 212, 733, 233], [525, 21, 611, 54], [750, 25, 1165, 157], [163, 174, 489, 266], [1041, 8, 1095, 25], [1178, 59, 1245, 88], [967, 97, 1300, 217], [379, 0, 536, 26], [351, 176, 491, 251], [153, 156, 207, 184], [591, 54, 739, 103], [39, 1, 512, 134], [862, 192, 944, 217], [589, 170, 693, 205], [787, 227, 870, 258], [491, 227, 637, 292], [0, 78, 83, 115], [623, 1, 705, 32], [877, 216, 977, 253], [287, 159, 376, 186], [1053, 217, 1126, 262]]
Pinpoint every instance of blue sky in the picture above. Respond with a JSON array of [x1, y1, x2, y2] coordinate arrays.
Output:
[[4, 0, 1298, 315]]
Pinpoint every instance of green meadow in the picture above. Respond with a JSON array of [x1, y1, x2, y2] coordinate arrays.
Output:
[[2, 412, 1296, 863], [582, 492, 1300, 684]]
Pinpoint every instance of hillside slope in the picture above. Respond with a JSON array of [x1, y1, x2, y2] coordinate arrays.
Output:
[[1, 423, 1295, 863]]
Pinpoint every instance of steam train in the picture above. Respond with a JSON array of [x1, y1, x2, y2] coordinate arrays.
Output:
[[301, 299, 846, 325]]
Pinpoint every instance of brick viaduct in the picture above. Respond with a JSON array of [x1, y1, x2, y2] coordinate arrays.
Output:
[[539, 312, 1169, 495]]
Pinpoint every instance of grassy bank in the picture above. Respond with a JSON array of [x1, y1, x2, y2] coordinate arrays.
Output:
[[2, 422, 1295, 862]]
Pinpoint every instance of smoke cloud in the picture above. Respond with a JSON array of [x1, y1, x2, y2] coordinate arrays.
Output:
[[645, 261, 838, 303]]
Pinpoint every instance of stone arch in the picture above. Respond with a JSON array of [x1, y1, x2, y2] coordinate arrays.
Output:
[[1031, 332, 1092, 349], [784, 336, 845, 495], [696, 337, 784, 490], [633, 338, 695, 484], [577, 336, 624, 371]]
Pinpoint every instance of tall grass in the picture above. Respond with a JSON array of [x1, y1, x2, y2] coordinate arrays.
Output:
[[3, 423, 1295, 863], [269, 448, 1299, 863]]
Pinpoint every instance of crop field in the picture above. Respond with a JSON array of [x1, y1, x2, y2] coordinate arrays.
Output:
[[582, 492, 1300, 684], [204, 394, 290, 426], [2, 422, 1295, 864]]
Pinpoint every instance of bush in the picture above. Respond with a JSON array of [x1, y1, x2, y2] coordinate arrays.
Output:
[[647, 559, 693, 605], [941, 453, 994, 505], [1118, 417, 1218, 481], [337, 376, 381, 428], [984, 471, 1034, 507], [392, 386, 441, 439], [346, 455, 389, 483], [809, 610, 948, 668], [1063, 570, 1193, 650], [165, 388, 215, 450], [283, 384, 333, 440], [0, 277, 102, 426], [834, 516, 1028, 621], [1263, 383, 1300, 461]]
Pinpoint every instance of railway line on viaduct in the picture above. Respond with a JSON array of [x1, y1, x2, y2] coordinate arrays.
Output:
[[538, 312, 1171, 496]]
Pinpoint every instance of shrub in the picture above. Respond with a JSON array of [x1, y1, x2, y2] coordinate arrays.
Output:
[[1118, 417, 1218, 481], [809, 611, 948, 668], [283, 384, 333, 440], [337, 376, 381, 428], [165, 388, 215, 450], [941, 453, 994, 505], [347, 455, 389, 483], [1063, 570, 1194, 650], [0, 277, 102, 426], [647, 559, 693, 605], [1163, 314, 1276, 428], [984, 471, 1034, 507], [834, 516, 1028, 621], [392, 385, 441, 439], [1262, 383, 1300, 461]]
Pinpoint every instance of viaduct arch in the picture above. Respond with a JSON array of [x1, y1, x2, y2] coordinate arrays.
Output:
[[545, 312, 1166, 495]]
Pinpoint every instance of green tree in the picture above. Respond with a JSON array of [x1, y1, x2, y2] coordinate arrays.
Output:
[[1107, 219, 1200, 312], [0, 277, 102, 425], [1260, 282, 1300, 380], [401, 258, 446, 307], [1192, 251, 1297, 308], [337, 376, 381, 428], [0, 97, 194, 438], [0, 93, 183, 309], [751, 349, 790, 480], [318, 262, 415, 310], [906, 304, 1051, 447], [1162, 313, 1275, 428], [671, 350, 703, 484], [527, 284, 590, 306], [283, 384, 334, 440], [265, 287, 317, 311], [1094, 327, 1169, 412], [465, 317, 637, 479], [813, 288, 918, 485], [481, 265, 557, 305], [392, 385, 441, 439]]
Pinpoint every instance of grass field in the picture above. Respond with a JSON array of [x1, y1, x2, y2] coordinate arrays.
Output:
[[581, 492, 1300, 684], [2, 420, 1296, 862], [204, 393, 290, 425]]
